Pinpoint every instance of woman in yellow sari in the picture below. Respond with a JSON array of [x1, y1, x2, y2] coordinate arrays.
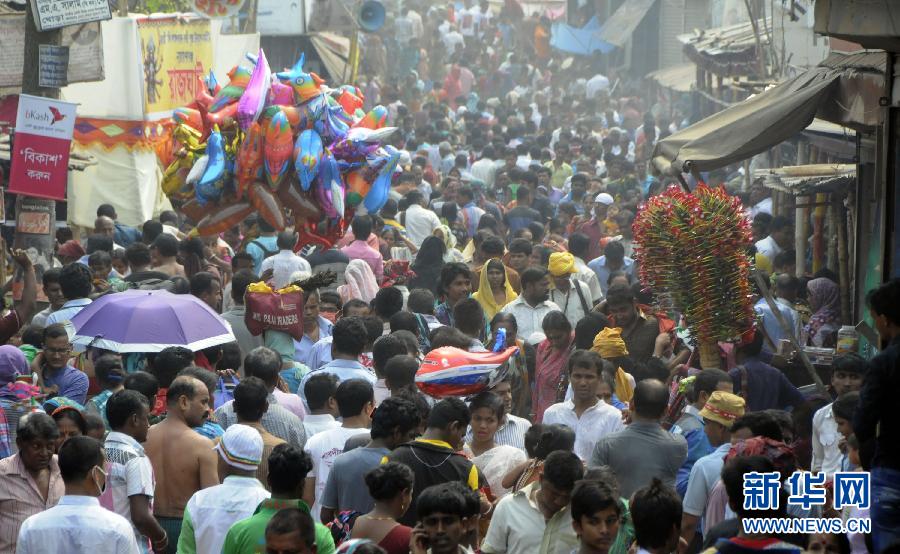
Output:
[[472, 258, 517, 320]]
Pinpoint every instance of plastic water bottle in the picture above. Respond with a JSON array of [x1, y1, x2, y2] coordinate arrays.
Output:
[[836, 325, 859, 355]]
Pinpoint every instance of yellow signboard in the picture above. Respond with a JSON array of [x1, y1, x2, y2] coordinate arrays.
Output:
[[137, 18, 212, 117]]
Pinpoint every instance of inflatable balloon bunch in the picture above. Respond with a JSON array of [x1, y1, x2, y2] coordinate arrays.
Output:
[[160, 48, 399, 246]]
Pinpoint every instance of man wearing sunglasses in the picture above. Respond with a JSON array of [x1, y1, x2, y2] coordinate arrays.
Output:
[[16, 435, 140, 553], [35, 323, 89, 405]]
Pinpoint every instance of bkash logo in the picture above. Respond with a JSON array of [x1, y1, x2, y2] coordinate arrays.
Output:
[[24, 109, 50, 123], [24, 108, 65, 125], [49, 107, 65, 124]]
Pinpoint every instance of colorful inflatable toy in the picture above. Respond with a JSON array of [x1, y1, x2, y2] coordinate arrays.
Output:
[[415, 346, 519, 398], [161, 47, 398, 244]]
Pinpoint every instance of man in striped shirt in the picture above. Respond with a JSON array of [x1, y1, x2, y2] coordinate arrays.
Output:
[[104, 390, 168, 553], [0, 413, 65, 552], [465, 378, 531, 450]]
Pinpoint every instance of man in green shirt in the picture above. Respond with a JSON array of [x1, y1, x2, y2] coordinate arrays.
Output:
[[222, 443, 335, 554]]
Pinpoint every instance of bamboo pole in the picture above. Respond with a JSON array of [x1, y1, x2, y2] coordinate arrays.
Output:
[[699, 341, 721, 370], [835, 194, 851, 324], [744, 0, 767, 79], [812, 192, 826, 274], [795, 195, 808, 277], [827, 194, 837, 271]]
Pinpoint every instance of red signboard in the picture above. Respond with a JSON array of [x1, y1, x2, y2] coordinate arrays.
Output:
[[8, 94, 76, 201]]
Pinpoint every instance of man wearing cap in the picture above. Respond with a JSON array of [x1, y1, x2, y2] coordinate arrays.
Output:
[[679, 391, 746, 549], [548, 252, 594, 324], [575, 192, 613, 261], [177, 424, 270, 554]]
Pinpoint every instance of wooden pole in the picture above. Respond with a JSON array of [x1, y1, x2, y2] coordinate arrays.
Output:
[[835, 194, 851, 324], [118, 0, 128, 16], [744, 0, 767, 79], [743, 159, 751, 192], [795, 195, 808, 277], [19, 3, 63, 306], [245, 0, 258, 33], [752, 271, 827, 395], [826, 194, 838, 273], [23, 3, 62, 99], [812, 192, 826, 274]]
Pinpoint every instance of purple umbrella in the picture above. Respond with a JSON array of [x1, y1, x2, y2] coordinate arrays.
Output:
[[69, 289, 235, 353]]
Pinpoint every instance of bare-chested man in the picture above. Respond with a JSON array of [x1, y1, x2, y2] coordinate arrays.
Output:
[[145, 376, 218, 554], [149, 233, 185, 278]]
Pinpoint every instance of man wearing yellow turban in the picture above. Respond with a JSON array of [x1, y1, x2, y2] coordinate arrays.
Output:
[[591, 327, 635, 403], [548, 252, 594, 324]]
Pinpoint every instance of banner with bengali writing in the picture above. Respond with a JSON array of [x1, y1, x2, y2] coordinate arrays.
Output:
[[8, 94, 77, 201], [137, 17, 212, 118]]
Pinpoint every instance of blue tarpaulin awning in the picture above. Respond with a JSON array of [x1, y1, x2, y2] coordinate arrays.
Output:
[[550, 16, 615, 56]]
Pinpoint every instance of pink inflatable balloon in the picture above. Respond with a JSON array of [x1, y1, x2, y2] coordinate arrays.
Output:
[[237, 48, 271, 131], [268, 81, 294, 107]]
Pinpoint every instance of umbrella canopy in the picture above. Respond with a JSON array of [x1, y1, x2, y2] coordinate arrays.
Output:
[[69, 289, 235, 353]]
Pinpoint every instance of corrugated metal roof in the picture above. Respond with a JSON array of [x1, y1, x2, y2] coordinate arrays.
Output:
[[756, 164, 855, 195], [645, 63, 696, 92], [678, 18, 771, 77], [818, 50, 886, 73]]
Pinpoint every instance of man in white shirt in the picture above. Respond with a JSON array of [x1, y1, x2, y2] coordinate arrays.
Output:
[[585, 73, 610, 99], [500, 267, 561, 345], [178, 424, 270, 554], [481, 450, 583, 554], [542, 351, 625, 461], [477, 0, 493, 37], [402, 190, 442, 248], [747, 183, 773, 218], [811, 355, 867, 476], [548, 252, 594, 325], [470, 145, 498, 188], [407, 8, 424, 40], [754, 215, 792, 261], [568, 233, 605, 303], [104, 390, 169, 553], [301, 373, 342, 438], [394, 9, 415, 47], [410, 160, 433, 200], [17, 436, 141, 554], [304, 379, 373, 520], [260, 231, 312, 289], [442, 24, 465, 54], [458, 0, 480, 38]]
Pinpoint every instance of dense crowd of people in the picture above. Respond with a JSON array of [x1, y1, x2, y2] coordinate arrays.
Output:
[[0, 1, 898, 554]]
